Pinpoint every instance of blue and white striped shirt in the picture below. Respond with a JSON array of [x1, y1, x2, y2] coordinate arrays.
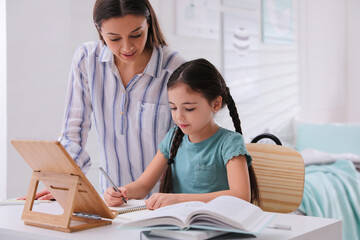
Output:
[[58, 40, 185, 193]]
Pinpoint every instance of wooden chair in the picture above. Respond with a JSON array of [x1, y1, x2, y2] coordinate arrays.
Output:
[[246, 134, 305, 213]]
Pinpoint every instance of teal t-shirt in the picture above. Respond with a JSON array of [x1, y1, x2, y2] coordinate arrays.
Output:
[[159, 126, 252, 194]]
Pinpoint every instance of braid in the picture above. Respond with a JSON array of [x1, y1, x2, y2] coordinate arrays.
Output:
[[224, 87, 260, 205], [159, 127, 184, 193], [225, 87, 242, 134]]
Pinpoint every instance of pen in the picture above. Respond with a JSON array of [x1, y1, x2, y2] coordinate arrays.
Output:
[[99, 167, 127, 203], [267, 223, 292, 231]]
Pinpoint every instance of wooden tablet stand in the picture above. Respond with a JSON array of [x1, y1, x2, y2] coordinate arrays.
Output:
[[11, 139, 118, 233]]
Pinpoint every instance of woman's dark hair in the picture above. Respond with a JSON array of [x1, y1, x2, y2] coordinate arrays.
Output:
[[159, 58, 260, 205], [93, 0, 167, 49]]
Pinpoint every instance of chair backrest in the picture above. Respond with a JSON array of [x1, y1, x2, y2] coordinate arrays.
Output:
[[246, 143, 305, 213]]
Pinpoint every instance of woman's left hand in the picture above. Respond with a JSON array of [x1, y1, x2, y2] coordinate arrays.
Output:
[[145, 193, 180, 210]]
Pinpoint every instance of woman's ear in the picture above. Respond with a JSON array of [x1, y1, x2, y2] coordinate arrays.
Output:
[[212, 96, 222, 113]]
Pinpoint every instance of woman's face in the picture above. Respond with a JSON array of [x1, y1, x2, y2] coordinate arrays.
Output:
[[100, 15, 149, 64]]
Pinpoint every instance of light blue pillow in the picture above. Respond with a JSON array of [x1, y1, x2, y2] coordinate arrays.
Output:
[[296, 122, 360, 155]]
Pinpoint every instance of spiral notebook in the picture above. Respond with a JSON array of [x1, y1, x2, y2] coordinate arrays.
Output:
[[116, 204, 147, 214], [110, 199, 148, 214]]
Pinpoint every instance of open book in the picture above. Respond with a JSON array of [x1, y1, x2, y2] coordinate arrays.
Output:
[[120, 195, 275, 236]]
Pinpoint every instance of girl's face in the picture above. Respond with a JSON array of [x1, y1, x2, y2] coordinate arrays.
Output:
[[168, 83, 221, 142], [100, 15, 149, 64]]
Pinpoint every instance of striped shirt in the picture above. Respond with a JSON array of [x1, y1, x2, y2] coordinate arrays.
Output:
[[58, 40, 185, 193]]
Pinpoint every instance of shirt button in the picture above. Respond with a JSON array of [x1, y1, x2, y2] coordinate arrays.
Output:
[[120, 112, 124, 115], [123, 89, 126, 93]]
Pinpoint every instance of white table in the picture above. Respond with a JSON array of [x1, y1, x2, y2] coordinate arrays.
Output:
[[0, 202, 342, 240]]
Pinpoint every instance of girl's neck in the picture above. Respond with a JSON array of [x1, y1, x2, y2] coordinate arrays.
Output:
[[188, 122, 219, 143]]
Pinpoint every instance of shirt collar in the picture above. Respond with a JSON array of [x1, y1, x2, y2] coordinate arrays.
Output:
[[99, 43, 163, 78], [143, 46, 163, 78], [99, 42, 113, 63]]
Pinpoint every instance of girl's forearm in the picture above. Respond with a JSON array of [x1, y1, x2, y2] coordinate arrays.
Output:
[[176, 190, 250, 203], [123, 180, 153, 199]]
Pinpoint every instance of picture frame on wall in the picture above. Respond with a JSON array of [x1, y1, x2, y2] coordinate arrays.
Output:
[[261, 0, 294, 45], [222, 0, 259, 10], [175, 0, 220, 40]]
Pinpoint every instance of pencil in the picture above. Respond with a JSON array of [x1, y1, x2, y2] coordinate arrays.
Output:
[[0, 199, 53, 206], [99, 167, 127, 203]]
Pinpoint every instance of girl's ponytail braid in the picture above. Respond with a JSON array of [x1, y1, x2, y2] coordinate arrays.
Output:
[[224, 87, 259, 205], [224, 87, 242, 135], [159, 127, 184, 193]]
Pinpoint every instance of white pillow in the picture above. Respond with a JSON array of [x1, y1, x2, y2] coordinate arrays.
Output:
[[300, 148, 360, 170]]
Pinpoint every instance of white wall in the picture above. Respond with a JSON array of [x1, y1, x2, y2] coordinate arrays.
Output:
[[298, 0, 348, 122], [0, 0, 7, 200], [347, 0, 360, 121], [4, 0, 97, 199]]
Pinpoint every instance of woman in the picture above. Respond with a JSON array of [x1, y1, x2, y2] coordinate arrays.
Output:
[[33, 0, 185, 200]]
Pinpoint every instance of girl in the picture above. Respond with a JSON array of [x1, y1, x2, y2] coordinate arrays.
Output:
[[27, 0, 185, 200], [104, 58, 259, 209]]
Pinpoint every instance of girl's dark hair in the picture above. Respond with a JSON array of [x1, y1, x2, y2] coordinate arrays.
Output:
[[93, 0, 167, 49], [159, 58, 260, 205]]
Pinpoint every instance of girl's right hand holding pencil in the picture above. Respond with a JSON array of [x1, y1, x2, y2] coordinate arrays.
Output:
[[104, 187, 128, 207]]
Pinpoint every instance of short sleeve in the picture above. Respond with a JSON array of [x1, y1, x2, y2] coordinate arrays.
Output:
[[158, 126, 178, 159], [222, 132, 252, 166]]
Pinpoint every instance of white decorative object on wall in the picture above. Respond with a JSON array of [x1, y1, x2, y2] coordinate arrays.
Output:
[[233, 27, 250, 57], [222, 0, 259, 10], [175, 0, 220, 40], [222, 11, 260, 103], [262, 0, 294, 45]]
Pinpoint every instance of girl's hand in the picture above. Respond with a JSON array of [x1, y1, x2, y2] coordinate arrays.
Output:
[[104, 187, 128, 207], [17, 188, 55, 201], [145, 193, 180, 210]]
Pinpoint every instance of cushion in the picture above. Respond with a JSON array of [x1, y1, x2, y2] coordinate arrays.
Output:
[[296, 122, 360, 155]]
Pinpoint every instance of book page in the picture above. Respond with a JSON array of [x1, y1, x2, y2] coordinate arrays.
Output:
[[189, 196, 263, 231], [121, 201, 205, 229]]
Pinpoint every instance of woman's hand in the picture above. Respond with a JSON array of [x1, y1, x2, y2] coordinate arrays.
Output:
[[145, 193, 181, 210], [17, 188, 54, 201], [104, 187, 128, 207]]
